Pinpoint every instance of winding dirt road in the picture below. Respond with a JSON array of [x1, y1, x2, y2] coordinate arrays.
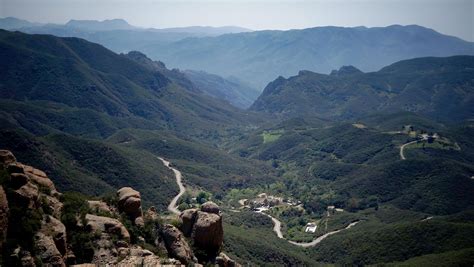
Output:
[[255, 209, 359, 247], [400, 140, 417, 160], [158, 157, 186, 215]]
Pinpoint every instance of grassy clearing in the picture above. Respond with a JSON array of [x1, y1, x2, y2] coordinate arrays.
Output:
[[262, 130, 284, 144]]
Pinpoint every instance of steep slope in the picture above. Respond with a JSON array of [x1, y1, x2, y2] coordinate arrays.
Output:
[[183, 70, 260, 108], [250, 56, 474, 122], [0, 29, 252, 136], [141, 25, 474, 88]]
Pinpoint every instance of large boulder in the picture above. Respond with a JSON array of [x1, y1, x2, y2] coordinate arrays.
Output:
[[0, 186, 8, 251], [0, 150, 17, 166], [117, 187, 143, 224], [85, 214, 130, 242], [161, 224, 197, 265], [201, 201, 220, 215], [192, 211, 224, 255], [179, 208, 198, 236]]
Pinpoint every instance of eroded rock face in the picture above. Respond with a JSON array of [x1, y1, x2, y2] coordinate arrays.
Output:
[[33, 215, 69, 266], [179, 208, 198, 236], [34, 232, 65, 267], [161, 224, 197, 265], [0, 149, 17, 166], [180, 203, 224, 259], [0, 186, 8, 252], [192, 211, 224, 255], [85, 214, 130, 242], [117, 187, 143, 225]]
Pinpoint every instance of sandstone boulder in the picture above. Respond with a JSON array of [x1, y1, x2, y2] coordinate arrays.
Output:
[[0, 186, 8, 251], [161, 224, 197, 265], [85, 214, 130, 242], [201, 201, 220, 214], [179, 208, 198, 236], [192, 211, 224, 256], [0, 150, 17, 166], [117, 187, 143, 223]]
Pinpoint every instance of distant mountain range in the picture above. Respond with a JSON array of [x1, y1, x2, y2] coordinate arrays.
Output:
[[3, 17, 472, 95], [144, 25, 474, 89], [250, 56, 474, 122], [0, 17, 251, 53]]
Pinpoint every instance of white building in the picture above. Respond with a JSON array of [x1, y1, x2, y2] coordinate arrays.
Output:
[[305, 223, 317, 233]]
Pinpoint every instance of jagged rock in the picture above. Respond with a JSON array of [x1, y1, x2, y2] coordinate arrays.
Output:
[[10, 173, 29, 189], [24, 166, 57, 195], [192, 211, 224, 256], [115, 245, 162, 267], [85, 214, 130, 242], [161, 224, 197, 265], [20, 250, 36, 267], [43, 194, 64, 219], [215, 252, 240, 267], [116, 240, 129, 248], [201, 201, 220, 215], [0, 149, 17, 166], [13, 182, 39, 208], [40, 215, 67, 255], [34, 232, 65, 266], [180, 208, 197, 236], [92, 233, 118, 265], [0, 186, 8, 252], [117, 187, 143, 224]]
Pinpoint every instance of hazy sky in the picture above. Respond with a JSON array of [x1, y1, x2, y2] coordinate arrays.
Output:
[[1, 0, 473, 41]]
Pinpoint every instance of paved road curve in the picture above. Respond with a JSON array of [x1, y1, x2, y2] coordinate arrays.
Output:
[[158, 157, 186, 215]]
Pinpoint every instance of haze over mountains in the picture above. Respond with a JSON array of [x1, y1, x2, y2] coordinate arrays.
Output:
[[0, 14, 473, 266], [2, 17, 473, 92]]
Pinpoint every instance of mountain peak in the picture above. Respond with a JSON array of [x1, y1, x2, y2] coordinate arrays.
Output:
[[330, 65, 363, 76], [65, 18, 135, 31]]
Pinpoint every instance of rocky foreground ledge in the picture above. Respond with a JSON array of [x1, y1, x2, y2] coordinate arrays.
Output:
[[0, 150, 239, 267]]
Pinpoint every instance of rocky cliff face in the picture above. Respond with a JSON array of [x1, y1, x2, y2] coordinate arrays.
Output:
[[0, 150, 239, 266]]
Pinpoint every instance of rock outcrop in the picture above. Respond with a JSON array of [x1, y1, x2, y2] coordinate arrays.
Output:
[[85, 214, 131, 242], [161, 224, 197, 264], [193, 211, 224, 256], [0, 150, 235, 266], [216, 252, 240, 267], [0, 185, 8, 253], [201, 201, 220, 214], [180, 201, 224, 258], [1, 150, 69, 266], [117, 187, 144, 226]]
